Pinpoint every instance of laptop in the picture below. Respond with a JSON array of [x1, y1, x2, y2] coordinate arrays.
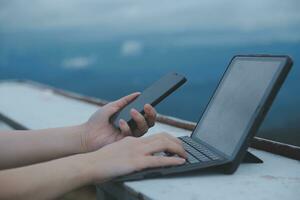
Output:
[[116, 55, 293, 181]]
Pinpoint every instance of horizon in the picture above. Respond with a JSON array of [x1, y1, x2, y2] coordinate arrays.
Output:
[[0, 0, 299, 146]]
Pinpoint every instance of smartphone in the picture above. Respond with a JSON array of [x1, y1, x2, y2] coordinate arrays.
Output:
[[110, 72, 187, 131]]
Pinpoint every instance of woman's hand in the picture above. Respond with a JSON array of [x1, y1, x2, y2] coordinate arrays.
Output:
[[0, 133, 186, 200], [80, 93, 157, 152], [85, 133, 187, 183]]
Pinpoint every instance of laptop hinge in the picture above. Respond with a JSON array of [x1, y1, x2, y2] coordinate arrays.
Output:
[[242, 151, 263, 163]]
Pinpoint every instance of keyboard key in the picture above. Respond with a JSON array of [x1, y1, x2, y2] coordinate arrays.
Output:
[[186, 152, 199, 164], [180, 136, 220, 161], [181, 142, 210, 162]]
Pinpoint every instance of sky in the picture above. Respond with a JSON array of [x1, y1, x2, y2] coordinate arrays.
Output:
[[1, 0, 300, 46]]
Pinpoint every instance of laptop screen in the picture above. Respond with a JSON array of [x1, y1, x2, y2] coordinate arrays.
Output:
[[192, 57, 283, 157]]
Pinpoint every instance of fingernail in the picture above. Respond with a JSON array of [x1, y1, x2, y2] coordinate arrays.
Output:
[[131, 109, 138, 115], [144, 104, 150, 110], [179, 158, 186, 163], [119, 119, 125, 125]]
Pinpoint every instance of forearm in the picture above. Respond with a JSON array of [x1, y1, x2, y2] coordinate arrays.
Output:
[[0, 133, 187, 200], [0, 154, 93, 200], [0, 125, 86, 169]]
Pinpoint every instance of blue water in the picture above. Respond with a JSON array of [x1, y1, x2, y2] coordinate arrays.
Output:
[[0, 33, 299, 146], [0, 0, 300, 146]]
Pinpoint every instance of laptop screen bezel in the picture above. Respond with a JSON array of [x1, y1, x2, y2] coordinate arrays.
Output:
[[191, 55, 289, 160]]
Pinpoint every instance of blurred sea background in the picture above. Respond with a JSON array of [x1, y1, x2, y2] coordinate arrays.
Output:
[[0, 0, 299, 146]]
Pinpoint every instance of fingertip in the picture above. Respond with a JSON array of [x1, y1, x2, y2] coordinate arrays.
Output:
[[178, 144, 188, 159], [169, 157, 186, 165], [130, 108, 138, 116], [130, 109, 149, 135], [145, 104, 156, 117], [144, 103, 151, 109], [132, 92, 141, 96], [119, 119, 132, 136], [119, 119, 125, 126], [177, 157, 186, 164], [173, 150, 187, 160], [119, 119, 127, 130], [159, 157, 186, 167], [145, 104, 155, 112]]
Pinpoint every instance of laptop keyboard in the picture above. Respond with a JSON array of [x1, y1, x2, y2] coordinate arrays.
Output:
[[179, 136, 221, 164]]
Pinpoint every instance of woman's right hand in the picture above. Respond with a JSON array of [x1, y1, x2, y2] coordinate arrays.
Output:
[[84, 133, 187, 183], [0, 132, 186, 200]]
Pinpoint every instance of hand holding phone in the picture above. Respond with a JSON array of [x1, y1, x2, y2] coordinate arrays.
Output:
[[110, 72, 187, 133]]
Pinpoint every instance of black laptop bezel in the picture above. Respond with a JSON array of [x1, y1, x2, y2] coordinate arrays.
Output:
[[191, 55, 293, 173]]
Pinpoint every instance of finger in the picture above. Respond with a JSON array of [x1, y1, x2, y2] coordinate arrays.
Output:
[[144, 104, 156, 127], [145, 135, 187, 158], [112, 92, 140, 110], [146, 133, 183, 146], [160, 133, 183, 146], [119, 119, 132, 137], [144, 156, 186, 169], [103, 92, 140, 116], [131, 109, 148, 136]]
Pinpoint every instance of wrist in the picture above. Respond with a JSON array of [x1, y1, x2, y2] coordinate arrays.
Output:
[[83, 150, 113, 184], [76, 123, 89, 154], [73, 153, 96, 185]]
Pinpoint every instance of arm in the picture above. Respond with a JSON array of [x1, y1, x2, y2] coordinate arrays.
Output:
[[0, 92, 156, 170], [0, 133, 187, 200], [0, 153, 90, 200], [0, 125, 85, 170]]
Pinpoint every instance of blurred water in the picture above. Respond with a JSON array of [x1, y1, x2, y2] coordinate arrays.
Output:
[[0, 0, 299, 146]]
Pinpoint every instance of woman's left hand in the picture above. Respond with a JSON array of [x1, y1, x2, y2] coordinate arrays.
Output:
[[80, 92, 157, 152]]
